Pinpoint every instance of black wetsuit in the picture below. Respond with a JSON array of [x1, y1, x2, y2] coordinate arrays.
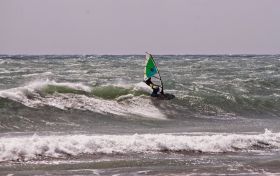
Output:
[[144, 78, 160, 97]]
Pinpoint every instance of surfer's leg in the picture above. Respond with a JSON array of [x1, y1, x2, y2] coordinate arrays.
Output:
[[151, 87, 159, 97], [155, 87, 159, 94]]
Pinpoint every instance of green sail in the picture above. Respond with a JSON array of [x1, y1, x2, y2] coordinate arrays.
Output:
[[144, 54, 158, 80]]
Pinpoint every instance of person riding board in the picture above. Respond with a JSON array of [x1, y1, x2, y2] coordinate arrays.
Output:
[[144, 52, 165, 97], [144, 78, 162, 97]]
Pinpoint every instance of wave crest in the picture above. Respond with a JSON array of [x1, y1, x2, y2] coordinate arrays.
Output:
[[1, 130, 279, 162], [0, 80, 166, 120]]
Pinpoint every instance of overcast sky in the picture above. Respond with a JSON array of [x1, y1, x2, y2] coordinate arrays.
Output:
[[0, 0, 279, 55]]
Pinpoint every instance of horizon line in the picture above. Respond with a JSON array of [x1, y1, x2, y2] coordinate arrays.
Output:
[[1, 53, 280, 56]]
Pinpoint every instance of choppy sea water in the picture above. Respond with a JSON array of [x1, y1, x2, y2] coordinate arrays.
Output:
[[0, 55, 280, 175]]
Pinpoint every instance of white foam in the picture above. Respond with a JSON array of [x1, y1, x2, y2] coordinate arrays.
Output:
[[133, 82, 152, 94], [0, 79, 91, 100], [115, 94, 134, 101], [0, 80, 92, 107], [0, 130, 279, 162], [22, 72, 53, 77], [2, 80, 81, 93], [105, 81, 152, 94], [0, 80, 166, 120], [40, 94, 166, 120]]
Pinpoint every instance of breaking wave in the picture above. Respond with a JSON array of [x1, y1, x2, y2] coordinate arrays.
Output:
[[0, 129, 279, 162], [0, 80, 166, 120], [1, 78, 280, 119], [0, 79, 149, 101]]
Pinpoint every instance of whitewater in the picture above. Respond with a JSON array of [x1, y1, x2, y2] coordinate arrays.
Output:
[[0, 55, 280, 175]]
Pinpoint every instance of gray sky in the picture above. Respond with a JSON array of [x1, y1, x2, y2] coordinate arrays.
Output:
[[1, 0, 279, 55]]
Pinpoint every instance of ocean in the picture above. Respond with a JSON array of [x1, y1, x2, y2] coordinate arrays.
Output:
[[0, 55, 280, 175]]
